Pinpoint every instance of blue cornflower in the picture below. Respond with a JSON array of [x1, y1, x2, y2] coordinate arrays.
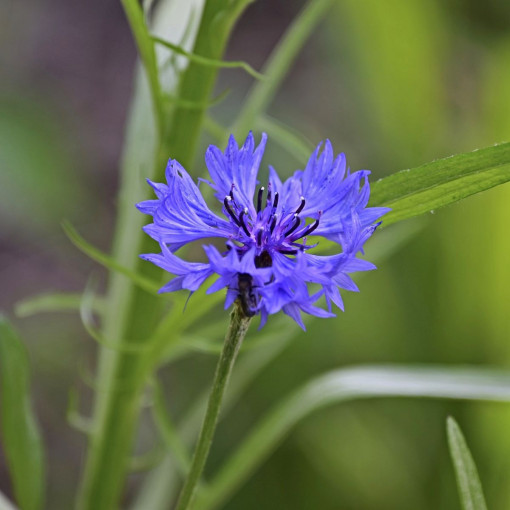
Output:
[[137, 132, 389, 328]]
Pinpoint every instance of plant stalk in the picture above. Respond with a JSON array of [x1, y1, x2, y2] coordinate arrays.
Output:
[[174, 302, 252, 510], [77, 2, 255, 508]]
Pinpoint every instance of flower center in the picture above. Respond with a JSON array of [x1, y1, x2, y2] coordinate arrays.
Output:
[[223, 184, 322, 264], [254, 250, 273, 268]]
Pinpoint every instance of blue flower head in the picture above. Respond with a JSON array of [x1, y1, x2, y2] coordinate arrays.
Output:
[[137, 133, 389, 329]]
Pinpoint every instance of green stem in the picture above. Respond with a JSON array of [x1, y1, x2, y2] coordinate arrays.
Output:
[[231, 0, 334, 139], [77, 2, 256, 508], [174, 302, 252, 510], [121, 0, 164, 138]]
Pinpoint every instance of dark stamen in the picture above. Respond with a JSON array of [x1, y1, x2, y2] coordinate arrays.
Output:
[[224, 197, 240, 226], [269, 214, 278, 234], [257, 187, 264, 213], [279, 249, 298, 255], [284, 214, 300, 237], [295, 196, 305, 215], [273, 192, 279, 209], [239, 208, 251, 237], [294, 217, 320, 240], [256, 229, 263, 246]]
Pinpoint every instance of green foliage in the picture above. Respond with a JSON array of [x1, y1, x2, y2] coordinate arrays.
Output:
[[120, 0, 164, 135], [151, 378, 191, 477], [232, 0, 335, 139], [152, 36, 265, 80], [77, 2, 260, 508], [7, 1, 510, 509], [130, 317, 296, 510], [447, 417, 488, 510], [0, 317, 44, 510], [194, 366, 510, 510], [371, 143, 510, 226], [14, 292, 100, 318], [62, 220, 160, 295]]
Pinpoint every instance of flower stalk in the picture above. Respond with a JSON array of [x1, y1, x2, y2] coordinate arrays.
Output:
[[175, 301, 252, 510]]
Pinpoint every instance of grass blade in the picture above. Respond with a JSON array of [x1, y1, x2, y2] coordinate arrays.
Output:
[[195, 365, 510, 510], [447, 417, 488, 510], [0, 316, 45, 510], [371, 142, 510, 226], [15, 292, 104, 318], [62, 220, 160, 295], [152, 36, 265, 80], [121, 0, 164, 135]]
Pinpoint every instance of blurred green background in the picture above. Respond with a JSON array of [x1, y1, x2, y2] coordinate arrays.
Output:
[[1, 0, 510, 508]]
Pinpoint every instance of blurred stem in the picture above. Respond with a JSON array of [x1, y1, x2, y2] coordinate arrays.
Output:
[[152, 377, 191, 477], [120, 0, 164, 137], [76, 2, 252, 509], [231, 0, 334, 139], [164, 0, 255, 170], [175, 302, 252, 510]]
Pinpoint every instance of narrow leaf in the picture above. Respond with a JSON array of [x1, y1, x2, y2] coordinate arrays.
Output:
[[152, 36, 265, 80], [195, 365, 510, 510], [15, 292, 104, 318], [447, 417, 488, 510], [79, 279, 148, 354], [120, 0, 164, 135], [0, 316, 44, 510], [62, 220, 160, 295], [371, 142, 510, 226]]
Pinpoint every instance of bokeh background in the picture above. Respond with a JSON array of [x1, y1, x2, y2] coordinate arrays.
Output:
[[1, 0, 510, 508]]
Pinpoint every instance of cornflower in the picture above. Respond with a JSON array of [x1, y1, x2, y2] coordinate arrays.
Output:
[[137, 132, 388, 328]]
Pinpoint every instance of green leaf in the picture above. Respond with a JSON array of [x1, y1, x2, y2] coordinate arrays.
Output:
[[120, 0, 164, 135], [152, 36, 265, 80], [14, 292, 104, 318], [371, 142, 510, 226], [194, 365, 510, 510], [80, 278, 148, 354], [0, 316, 44, 510], [447, 417, 488, 510], [62, 220, 160, 295]]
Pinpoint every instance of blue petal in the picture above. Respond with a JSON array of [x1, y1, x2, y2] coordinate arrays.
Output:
[[205, 132, 267, 214], [138, 159, 232, 247], [140, 243, 213, 292]]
